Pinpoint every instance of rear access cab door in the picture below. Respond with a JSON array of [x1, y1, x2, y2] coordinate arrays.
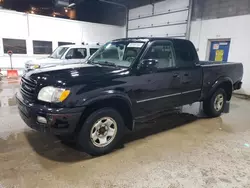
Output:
[[172, 39, 203, 105]]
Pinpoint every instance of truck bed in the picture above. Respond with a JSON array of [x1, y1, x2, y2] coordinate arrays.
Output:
[[200, 61, 243, 98], [200, 61, 239, 65]]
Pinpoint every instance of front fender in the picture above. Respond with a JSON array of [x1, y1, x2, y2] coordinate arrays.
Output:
[[76, 90, 135, 130], [82, 90, 133, 108]]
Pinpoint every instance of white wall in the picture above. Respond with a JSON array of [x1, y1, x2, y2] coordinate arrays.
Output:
[[128, 0, 190, 38], [0, 9, 125, 70], [190, 14, 250, 95]]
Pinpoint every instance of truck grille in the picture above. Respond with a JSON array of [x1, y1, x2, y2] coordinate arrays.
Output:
[[20, 77, 37, 101]]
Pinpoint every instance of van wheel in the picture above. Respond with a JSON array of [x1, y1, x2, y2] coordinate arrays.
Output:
[[77, 108, 124, 156], [203, 88, 226, 117]]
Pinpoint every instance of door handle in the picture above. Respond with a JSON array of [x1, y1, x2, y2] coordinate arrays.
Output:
[[173, 73, 179, 78], [184, 73, 189, 76], [182, 80, 190, 84]]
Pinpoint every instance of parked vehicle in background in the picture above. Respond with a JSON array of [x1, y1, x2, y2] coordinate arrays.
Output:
[[0, 70, 2, 81], [17, 37, 243, 156], [24, 44, 100, 72]]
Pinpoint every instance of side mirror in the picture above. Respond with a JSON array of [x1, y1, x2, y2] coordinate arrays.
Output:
[[138, 59, 158, 73], [65, 55, 73, 59]]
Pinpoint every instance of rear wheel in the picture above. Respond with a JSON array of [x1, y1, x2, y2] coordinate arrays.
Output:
[[203, 88, 226, 117], [77, 108, 124, 156]]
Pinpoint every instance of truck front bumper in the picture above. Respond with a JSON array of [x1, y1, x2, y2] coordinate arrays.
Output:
[[16, 92, 85, 135]]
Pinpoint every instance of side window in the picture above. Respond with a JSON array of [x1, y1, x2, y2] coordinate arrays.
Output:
[[174, 40, 198, 67], [66, 48, 87, 59], [3, 38, 27, 54], [33, 40, 52, 54], [90, 48, 99, 55], [58, 42, 75, 46], [143, 42, 175, 69]]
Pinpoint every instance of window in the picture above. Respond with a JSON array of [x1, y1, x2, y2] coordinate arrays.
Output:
[[174, 40, 198, 67], [33, 40, 53, 54], [90, 41, 145, 68], [3, 38, 27, 54], [90, 48, 99, 55], [144, 42, 175, 69], [65, 48, 87, 59], [58, 42, 75, 46], [97, 46, 119, 59], [50, 46, 69, 59]]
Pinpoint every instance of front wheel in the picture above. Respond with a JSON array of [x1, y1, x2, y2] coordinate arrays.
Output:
[[77, 108, 124, 156], [203, 88, 227, 117]]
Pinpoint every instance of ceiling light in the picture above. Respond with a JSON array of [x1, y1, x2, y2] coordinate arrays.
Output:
[[67, 3, 76, 8]]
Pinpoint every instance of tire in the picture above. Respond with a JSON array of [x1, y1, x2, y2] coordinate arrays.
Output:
[[77, 108, 124, 156], [203, 88, 227, 117]]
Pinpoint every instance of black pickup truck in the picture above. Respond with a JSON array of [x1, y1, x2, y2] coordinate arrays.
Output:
[[17, 38, 243, 156]]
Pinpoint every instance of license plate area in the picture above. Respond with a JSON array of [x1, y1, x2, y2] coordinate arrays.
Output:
[[16, 96, 30, 117], [18, 105, 29, 117]]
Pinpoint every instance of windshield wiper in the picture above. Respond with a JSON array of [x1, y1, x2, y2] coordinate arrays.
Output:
[[92, 61, 118, 67]]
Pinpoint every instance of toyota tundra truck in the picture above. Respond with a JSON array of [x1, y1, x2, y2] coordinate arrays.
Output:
[[17, 37, 243, 156]]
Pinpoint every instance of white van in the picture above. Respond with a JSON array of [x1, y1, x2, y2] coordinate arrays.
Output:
[[24, 44, 100, 72]]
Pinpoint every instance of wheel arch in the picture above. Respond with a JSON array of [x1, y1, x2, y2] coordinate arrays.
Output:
[[205, 77, 233, 101], [76, 94, 134, 132]]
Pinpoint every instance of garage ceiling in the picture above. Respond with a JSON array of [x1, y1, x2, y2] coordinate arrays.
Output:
[[73, 0, 165, 9], [115, 0, 165, 8], [2, 0, 169, 25]]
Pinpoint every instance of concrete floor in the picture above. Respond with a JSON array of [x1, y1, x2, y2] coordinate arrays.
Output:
[[1, 79, 250, 188]]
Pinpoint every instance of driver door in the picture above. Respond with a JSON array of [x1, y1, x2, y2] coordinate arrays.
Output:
[[134, 40, 182, 117]]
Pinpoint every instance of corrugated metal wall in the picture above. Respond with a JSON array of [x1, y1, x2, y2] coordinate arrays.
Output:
[[128, 0, 190, 38], [192, 0, 250, 21]]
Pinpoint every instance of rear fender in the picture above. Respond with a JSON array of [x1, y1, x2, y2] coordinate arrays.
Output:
[[205, 77, 233, 101]]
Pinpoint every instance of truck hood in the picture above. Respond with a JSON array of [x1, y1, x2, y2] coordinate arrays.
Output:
[[24, 63, 128, 87], [26, 57, 64, 67]]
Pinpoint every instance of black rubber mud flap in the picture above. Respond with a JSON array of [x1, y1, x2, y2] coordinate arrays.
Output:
[[223, 101, 230, 113]]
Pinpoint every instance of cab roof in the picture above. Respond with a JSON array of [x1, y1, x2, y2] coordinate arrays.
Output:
[[59, 44, 100, 48], [113, 37, 188, 43]]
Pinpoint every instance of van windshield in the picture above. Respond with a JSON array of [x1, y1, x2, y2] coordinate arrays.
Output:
[[50, 47, 69, 59], [88, 41, 145, 68]]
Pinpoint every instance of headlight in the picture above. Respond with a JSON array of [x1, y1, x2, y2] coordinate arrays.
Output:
[[30, 64, 40, 69], [38, 86, 70, 103]]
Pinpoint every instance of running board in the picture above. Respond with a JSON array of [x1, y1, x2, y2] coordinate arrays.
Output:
[[134, 107, 181, 124]]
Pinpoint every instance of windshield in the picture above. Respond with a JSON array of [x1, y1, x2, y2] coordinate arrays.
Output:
[[50, 46, 69, 59], [89, 41, 145, 67]]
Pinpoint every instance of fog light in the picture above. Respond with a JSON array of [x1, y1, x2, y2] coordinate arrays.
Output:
[[37, 116, 47, 124]]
